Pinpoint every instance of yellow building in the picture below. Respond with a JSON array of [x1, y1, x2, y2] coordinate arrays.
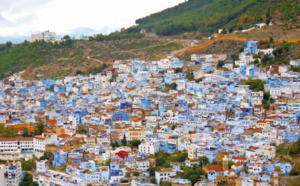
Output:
[[128, 127, 145, 140]]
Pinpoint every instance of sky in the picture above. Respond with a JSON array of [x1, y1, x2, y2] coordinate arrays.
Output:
[[0, 0, 185, 43]]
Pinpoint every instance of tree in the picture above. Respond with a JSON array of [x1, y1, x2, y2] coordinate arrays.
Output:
[[23, 40, 29, 46], [76, 70, 82, 75], [125, 172, 131, 177], [63, 35, 71, 40], [244, 79, 264, 91], [186, 72, 194, 80], [62, 35, 72, 46], [217, 61, 225, 69], [159, 70, 164, 74], [39, 152, 49, 160], [171, 125, 177, 130], [182, 165, 206, 185], [148, 167, 156, 176], [262, 14, 267, 22], [133, 172, 140, 176], [22, 127, 29, 137], [111, 141, 119, 148], [198, 156, 209, 166], [263, 92, 270, 101], [103, 63, 108, 69], [121, 134, 127, 146], [177, 153, 187, 162], [292, 66, 300, 72], [22, 160, 36, 171], [240, 14, 248, 24], [195, 77, 204, 82], [248, 17, 255, 24], [150, 177, 157, 184], [175, 68, 183, 73], [5, 41, 13, 49], [77, 127, 86, 134], [254, 59, 260, 67], [170, 83, 177, 90], [48, 85, 54, 92], [19, 172, 37, 186], [0, 124, 18, 137], [37, 123, 44, 135], [229, 161, 235, 169], [128, 140, 141, 149]]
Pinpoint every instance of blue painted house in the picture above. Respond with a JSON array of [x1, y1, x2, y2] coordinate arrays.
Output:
[[120, 101, 131, 109], [141, 98, 151, 109], [53, 151, 68, 167], [244, 40, 258, 54], [111, 111, 129, 122], [39, 100, 47, 109]]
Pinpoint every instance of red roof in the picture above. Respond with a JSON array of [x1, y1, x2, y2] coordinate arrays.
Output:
[[115, 151, 129, 159], [203, 164, 224, 172], [34, 136, 46, 140], [234, 162, 244, 167], [0, 137, 33, 142], [232, 156, 247, 161], [58, 134, 71, 138]]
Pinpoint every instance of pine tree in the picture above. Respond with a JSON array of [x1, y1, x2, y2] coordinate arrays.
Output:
[[121, 134, 127, 146]]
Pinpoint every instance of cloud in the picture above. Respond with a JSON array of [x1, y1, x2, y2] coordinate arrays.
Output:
[[0, 0, 53, 29], [0, 0, 184, 38]]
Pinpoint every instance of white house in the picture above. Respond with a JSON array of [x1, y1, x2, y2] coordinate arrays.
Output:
[[36, 160, 48, 173], [136, 158, 150, 172], [176, 79, 186, 91], [155, 168, 176, 184], [138, 142, 159, 155], [235, 53, 254, 66], [0, 161, 22, 186], [290, 59, 300, 67]]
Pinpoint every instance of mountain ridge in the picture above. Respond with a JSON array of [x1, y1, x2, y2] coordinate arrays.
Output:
[[128, 0, 300, 36]]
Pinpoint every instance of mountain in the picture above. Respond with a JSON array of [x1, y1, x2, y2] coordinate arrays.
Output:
[[128, 0, 300, 36], [0, 36, 30, 44]]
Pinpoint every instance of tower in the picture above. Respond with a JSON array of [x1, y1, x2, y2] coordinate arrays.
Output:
[[222, 155, 229, 171]]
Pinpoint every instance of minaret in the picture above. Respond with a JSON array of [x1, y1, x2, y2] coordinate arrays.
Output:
[[222, 155, 229, 171]]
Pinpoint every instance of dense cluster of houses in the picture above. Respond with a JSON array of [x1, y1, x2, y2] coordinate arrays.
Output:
[[0, 40, 299, 186]]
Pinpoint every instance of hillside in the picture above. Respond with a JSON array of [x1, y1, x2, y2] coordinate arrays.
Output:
[[0, 34, 183, 80], [128, 0, 300, 36]]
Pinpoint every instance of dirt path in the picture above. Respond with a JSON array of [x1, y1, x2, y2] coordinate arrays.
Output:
[[177, 35, 300, 56], [171, 46, 190, 56], [87, 56, 103, 63]]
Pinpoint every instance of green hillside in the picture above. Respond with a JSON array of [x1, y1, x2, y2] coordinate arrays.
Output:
[[128, 0, 300, 36], [0, 34, 182, 79]]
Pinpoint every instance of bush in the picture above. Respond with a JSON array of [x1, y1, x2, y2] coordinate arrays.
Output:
[[22, 160, 36, 171], [128, 140, 141, 149], [150, 177, 157, 184], [133, 172, 140, 176], [170, 83, 178, 90], [243, 79, 264, 91], [175, 68, 183, 73]]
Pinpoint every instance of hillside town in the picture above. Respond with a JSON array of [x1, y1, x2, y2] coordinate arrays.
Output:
[[0, 40, 300, 186]]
